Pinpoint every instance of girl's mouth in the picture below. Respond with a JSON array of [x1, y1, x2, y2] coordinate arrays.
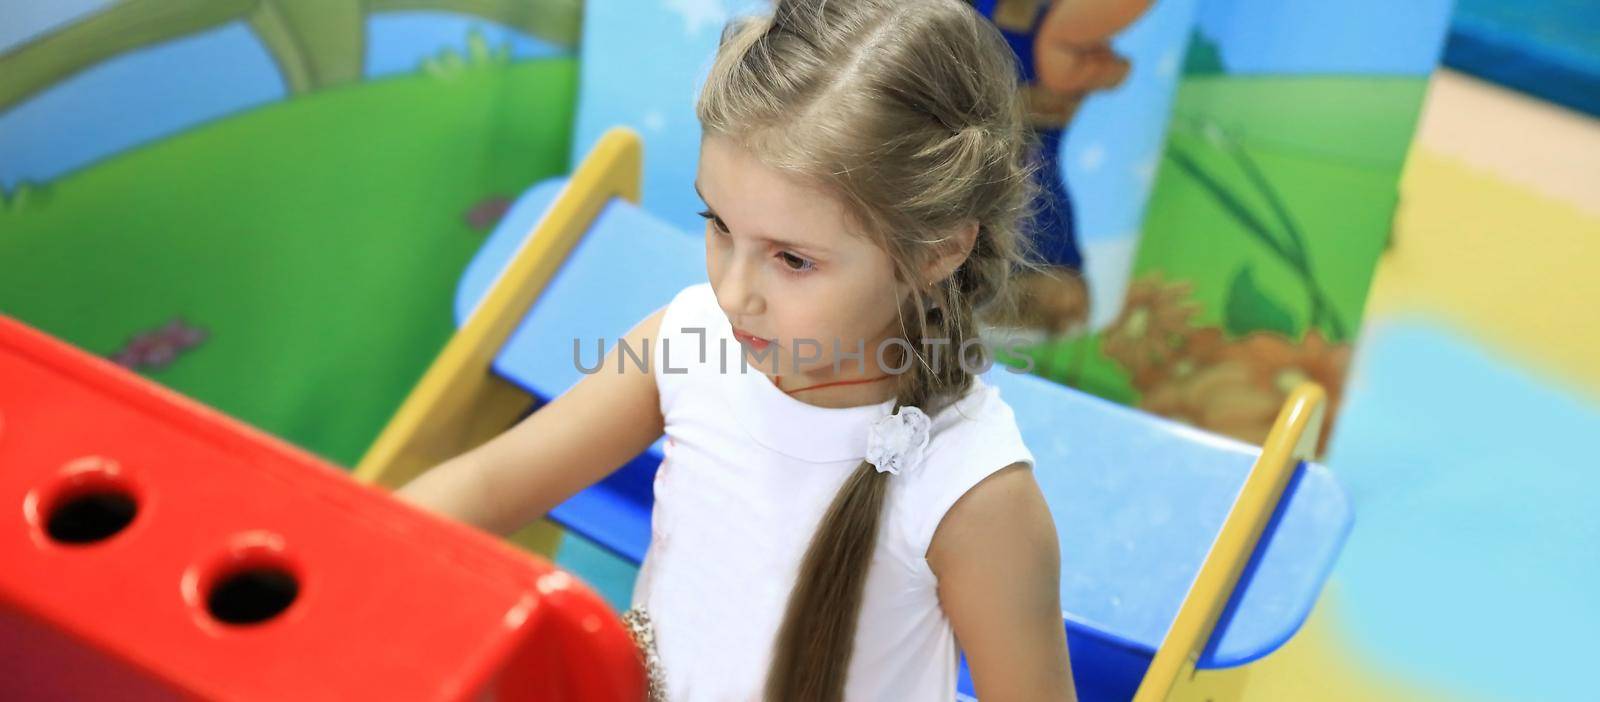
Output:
[[731, 327, 771, 351]]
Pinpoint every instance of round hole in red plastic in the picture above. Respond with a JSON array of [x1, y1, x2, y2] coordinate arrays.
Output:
[[26, 456, 141, 546], [207, 566, 299, 625], [184, 532, 302, 628]]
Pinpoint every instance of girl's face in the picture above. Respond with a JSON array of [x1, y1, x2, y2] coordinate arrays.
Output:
[[695, 133, 912, 380]]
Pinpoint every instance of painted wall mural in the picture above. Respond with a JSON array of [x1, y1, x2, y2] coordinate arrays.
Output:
[[0, 2, 582, 466]]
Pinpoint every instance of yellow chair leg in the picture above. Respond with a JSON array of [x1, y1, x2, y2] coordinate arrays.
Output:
[[1132, 382, 1328, 701]]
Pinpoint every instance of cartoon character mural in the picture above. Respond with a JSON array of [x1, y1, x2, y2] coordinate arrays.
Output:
[[973, 0, 1155, 336], [1009, 0, 1453, 456]]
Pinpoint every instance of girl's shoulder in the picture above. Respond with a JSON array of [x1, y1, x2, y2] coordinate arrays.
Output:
[[655, 282, 719, 349], [651, 282, 721, 399], [663, 281, 717, 323], [889, 375, 1037, 561]]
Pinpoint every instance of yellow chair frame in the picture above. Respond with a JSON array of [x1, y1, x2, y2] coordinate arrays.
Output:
[[1134, 382, 1328, 701], [354, 127, 643, 556]]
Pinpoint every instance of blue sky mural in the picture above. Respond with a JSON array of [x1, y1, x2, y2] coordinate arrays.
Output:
[[0, 4, 565, 189]]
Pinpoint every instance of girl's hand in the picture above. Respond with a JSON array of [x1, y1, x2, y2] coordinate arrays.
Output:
[[929, 463, 1076, 701], [395, 306, 668, 537]]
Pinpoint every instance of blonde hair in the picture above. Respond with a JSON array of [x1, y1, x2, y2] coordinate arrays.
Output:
[[697, 1, 1045, 698]]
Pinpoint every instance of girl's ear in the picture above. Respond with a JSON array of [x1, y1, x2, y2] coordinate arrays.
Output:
[[920, 219, 980, 287]]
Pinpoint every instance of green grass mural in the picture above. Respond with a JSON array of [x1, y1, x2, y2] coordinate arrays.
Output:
[[1, 57, 578, 467]]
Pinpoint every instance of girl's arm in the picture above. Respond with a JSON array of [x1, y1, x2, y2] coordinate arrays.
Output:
[[393, 307, 668, 537], [928, 463, 1077, 701]]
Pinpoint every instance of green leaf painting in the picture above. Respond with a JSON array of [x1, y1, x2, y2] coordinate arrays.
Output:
[[1225, 266, 1299, 338]]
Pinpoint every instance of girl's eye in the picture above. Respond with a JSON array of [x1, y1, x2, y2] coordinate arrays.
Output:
[[696, 209, 729, 235], [698, 208, 813, 275], [778, 252, 815, 273]]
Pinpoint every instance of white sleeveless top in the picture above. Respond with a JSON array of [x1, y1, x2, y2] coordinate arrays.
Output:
[[633, 282, 1036, 701]]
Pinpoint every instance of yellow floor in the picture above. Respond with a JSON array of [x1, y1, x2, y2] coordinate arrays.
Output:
[[1372, 71, 1600, 400]]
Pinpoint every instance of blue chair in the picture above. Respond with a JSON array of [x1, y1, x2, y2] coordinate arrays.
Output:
[[379, 129, 1352, 701]]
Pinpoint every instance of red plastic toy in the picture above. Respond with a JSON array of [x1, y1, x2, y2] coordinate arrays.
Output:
[[0, 314, 646, 701]]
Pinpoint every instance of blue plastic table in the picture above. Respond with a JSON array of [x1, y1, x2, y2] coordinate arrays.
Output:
[[455, 179, 1352, 698]]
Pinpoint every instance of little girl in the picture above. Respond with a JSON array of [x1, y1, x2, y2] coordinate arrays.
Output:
[[397, 1, 1074, 699]]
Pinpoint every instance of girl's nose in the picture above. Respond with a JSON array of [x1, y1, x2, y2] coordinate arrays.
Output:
[[714, 254, 765, 320]]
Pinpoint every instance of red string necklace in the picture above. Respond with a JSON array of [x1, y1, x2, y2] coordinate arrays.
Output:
[[772, 373, 894, 396]]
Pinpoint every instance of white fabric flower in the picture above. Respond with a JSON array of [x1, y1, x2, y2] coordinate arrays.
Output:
[[865, 406, 932, 476]]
